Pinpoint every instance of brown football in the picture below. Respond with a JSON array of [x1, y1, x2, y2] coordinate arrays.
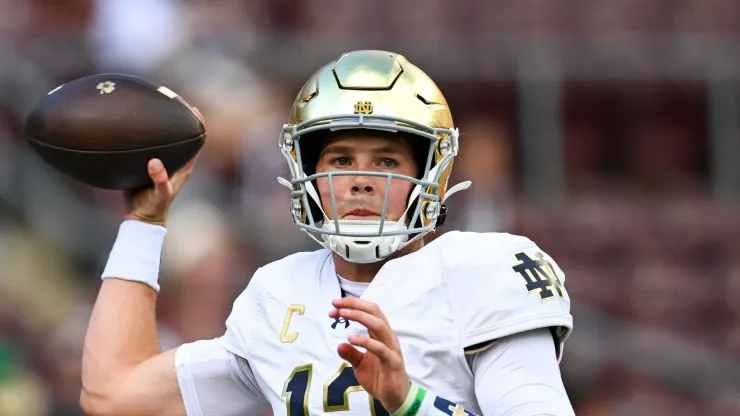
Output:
[[24, 73, 205, 190]]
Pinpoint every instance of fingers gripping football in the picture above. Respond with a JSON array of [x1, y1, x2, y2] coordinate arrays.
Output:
[[124, 155, 198, 226]]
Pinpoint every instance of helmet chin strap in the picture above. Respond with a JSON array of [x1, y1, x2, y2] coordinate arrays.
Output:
[[443, 180, 471, 203]]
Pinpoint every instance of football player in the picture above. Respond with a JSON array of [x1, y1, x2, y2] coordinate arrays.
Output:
[[80, 50, 575, 416]]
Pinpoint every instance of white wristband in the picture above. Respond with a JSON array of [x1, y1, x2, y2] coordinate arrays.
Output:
[[101, 220, 168, 292]]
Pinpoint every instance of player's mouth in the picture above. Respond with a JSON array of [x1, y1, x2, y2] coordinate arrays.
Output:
[[342, 208, 381, 219]]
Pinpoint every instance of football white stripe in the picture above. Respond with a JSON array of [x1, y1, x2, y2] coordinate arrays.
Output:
[[157, 86, 179, 99]]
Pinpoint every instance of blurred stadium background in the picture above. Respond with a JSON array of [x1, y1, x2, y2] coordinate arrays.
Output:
[[1, 0, 740, 415]]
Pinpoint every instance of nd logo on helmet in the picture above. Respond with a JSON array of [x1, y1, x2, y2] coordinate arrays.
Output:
[[354, 101, 373, 114]]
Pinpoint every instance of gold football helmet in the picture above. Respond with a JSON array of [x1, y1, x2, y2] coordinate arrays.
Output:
[[278, 50, 470, 263]]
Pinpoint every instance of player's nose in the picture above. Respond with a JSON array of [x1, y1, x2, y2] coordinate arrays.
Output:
[[350, 175, 374, 194]]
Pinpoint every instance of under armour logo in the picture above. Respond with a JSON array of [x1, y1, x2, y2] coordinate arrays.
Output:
[[331, 317, 350, 329]]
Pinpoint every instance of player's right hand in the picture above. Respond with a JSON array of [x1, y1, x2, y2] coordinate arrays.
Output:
[[123, 156, 198, 226]]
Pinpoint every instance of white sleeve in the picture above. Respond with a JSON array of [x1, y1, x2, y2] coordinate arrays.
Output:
[[469, 329, 574, 416], [175, 338, 271, 416]]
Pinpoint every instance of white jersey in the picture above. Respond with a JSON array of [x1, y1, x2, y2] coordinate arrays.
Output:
[[215, 231, 572, 415]]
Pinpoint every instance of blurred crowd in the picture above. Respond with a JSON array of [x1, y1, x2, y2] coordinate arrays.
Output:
[[1, 1, 740, 415]]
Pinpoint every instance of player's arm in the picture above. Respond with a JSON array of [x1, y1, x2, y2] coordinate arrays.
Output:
[[469, 329, 575, 416], [382, 330, 574, 416], [81, 157, 269, 416], [81, 279, 184, 416], [80, 158, 194, 416], [82, 254, 269, 416], [83, 287, 269, 416]]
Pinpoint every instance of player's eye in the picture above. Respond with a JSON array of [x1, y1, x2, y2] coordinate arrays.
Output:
[[332, 157, 351, 167], [381, 158, 399, 168]]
